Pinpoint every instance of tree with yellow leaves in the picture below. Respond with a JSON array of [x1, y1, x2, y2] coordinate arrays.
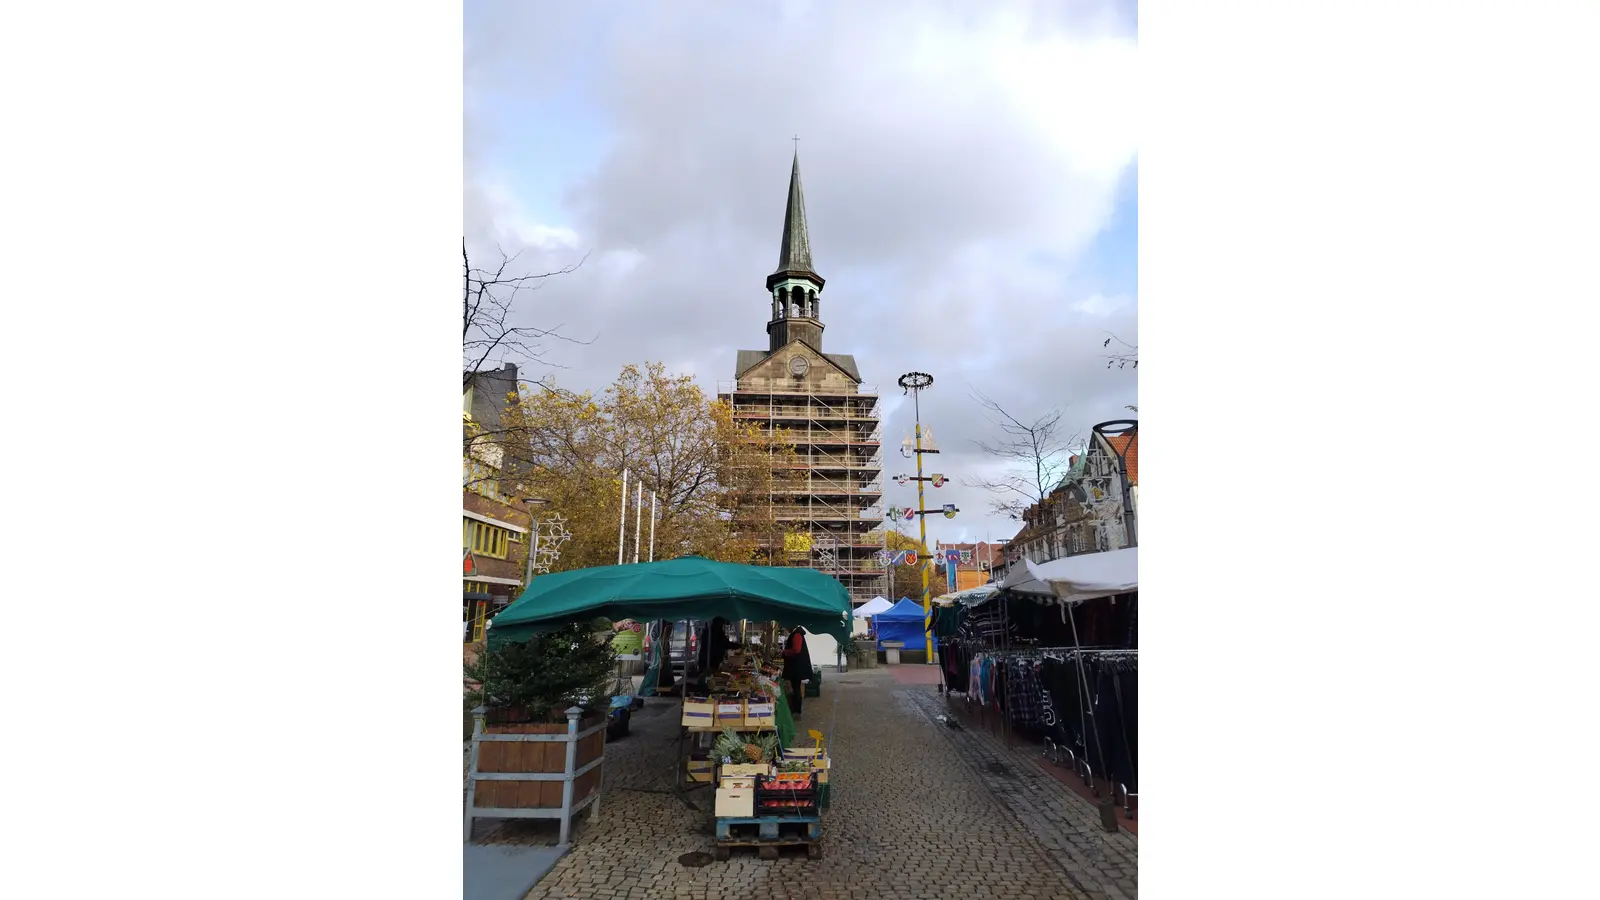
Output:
[[492, 362, 800, 571], [882, 529, 933, 600]]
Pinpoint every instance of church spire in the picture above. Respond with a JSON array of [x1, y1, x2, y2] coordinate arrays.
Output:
[[765, 147, 827, 353], [773, 149, 816, 278]]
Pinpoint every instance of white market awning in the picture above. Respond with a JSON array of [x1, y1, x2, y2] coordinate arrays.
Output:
[[935, 584, 1002, 606], [998, 547, 1138, 604], [854, 596, 893, 616]]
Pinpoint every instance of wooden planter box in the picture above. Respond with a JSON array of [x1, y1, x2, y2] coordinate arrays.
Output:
[[464, 705, 608, 845]]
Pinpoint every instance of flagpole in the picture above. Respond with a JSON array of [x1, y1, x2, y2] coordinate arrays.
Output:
[[648, 491, 657, 561], [617, 468, 629, 565], [633, 480, 644, 563]]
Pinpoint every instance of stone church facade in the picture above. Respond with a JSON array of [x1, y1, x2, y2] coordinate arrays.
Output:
[[718, 152, 885, 608]]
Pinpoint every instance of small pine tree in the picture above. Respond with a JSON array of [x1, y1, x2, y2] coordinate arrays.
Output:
[[465, 621, 617, 722]]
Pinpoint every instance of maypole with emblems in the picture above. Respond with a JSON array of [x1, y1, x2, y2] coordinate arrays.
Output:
[[891, 372, 958, 664]]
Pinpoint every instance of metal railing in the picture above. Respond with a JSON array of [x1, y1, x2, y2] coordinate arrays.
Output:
[[769, 506, 879, 520], [733, 404, 881, 421], [786, 456, 881, 469], [771, 479, 883, 494], [759, 428, 882, 445]]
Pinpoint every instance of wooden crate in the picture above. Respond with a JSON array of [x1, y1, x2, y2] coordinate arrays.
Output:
[[720, 762, 770, 779], [745, 701, 776, 727], [714, 700, 747, 727], [681, 700, 715, 727], [714, 787, 754, 818]]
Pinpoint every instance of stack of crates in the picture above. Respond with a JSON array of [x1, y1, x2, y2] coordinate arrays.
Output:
[[804, 666, 822, 698]]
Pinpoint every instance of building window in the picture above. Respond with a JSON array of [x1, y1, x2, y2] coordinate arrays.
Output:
[[463, 459, 501, 500], [464, 598, 488, 643], [463, 519, 511, 559]]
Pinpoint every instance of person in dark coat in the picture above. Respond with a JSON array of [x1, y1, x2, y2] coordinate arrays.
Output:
[[780, 626, 811, 715]]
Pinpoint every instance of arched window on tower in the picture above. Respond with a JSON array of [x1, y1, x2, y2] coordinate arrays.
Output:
[[791, 285, 805, 316], [807, 289, 817, 318]]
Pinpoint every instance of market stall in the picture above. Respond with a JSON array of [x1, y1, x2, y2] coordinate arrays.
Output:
[[873, 598, 931, 662], [483, 555, 851, 859], [935, 548, 1139, 826], [853, 596, 893, 617]]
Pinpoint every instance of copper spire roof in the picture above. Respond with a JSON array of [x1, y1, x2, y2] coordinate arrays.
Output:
[[773, 150, 817, 278]]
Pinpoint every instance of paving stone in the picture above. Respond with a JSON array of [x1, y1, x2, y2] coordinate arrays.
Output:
[[468, 668, 1135, 899]]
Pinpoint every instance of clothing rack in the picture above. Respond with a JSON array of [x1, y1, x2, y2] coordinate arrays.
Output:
[[972, 647, 1137, 657], [942, 603, 1137, 806]]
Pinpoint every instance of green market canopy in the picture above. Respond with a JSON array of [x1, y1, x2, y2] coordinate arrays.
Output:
[[488, 556, 854, 650]]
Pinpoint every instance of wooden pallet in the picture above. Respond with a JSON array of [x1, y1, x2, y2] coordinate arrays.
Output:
[[713, 815, 822, 860]]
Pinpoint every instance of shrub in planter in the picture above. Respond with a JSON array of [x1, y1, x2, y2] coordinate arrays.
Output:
[[465, 622, 617, 812], [464, 621, 617, 723], [842, 636, 877, 669]]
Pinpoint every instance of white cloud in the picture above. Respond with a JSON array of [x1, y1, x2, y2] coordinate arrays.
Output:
[[1071, 293, 1135, 318], [465, 0, 1139, 549], [473, 179, 579, 250]]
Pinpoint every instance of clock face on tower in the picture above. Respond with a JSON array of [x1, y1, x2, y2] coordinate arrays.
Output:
[[789, 355, 810, 377]]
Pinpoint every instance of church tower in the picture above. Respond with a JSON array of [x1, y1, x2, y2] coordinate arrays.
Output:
[[719, 150, 886, 610], [765, 151, 826, 352]]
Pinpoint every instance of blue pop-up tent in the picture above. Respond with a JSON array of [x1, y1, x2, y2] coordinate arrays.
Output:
[[875, 598, 930, 651]]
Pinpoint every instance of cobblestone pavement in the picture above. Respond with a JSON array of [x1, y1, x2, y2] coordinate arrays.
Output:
[[471, 668, 1136, 900]]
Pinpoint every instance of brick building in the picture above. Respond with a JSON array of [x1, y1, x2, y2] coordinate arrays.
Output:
[[1007, 430, 1139, 569], [463, 363, 533, 648], [933, 540, 1010, 591]]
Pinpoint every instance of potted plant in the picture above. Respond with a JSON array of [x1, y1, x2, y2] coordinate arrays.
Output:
[[464, 622, 617, 816]]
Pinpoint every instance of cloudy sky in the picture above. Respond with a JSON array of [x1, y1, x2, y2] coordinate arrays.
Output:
[[465, 0, 1138, 554]]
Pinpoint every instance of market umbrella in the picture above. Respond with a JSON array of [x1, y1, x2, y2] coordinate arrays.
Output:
[[488, 556, 854, 649]]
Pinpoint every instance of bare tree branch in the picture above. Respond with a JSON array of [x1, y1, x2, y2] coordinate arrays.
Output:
[[463, 241, 596, 391], [1102, 332, 1138, 370], [962, 387, 1083, 518]]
